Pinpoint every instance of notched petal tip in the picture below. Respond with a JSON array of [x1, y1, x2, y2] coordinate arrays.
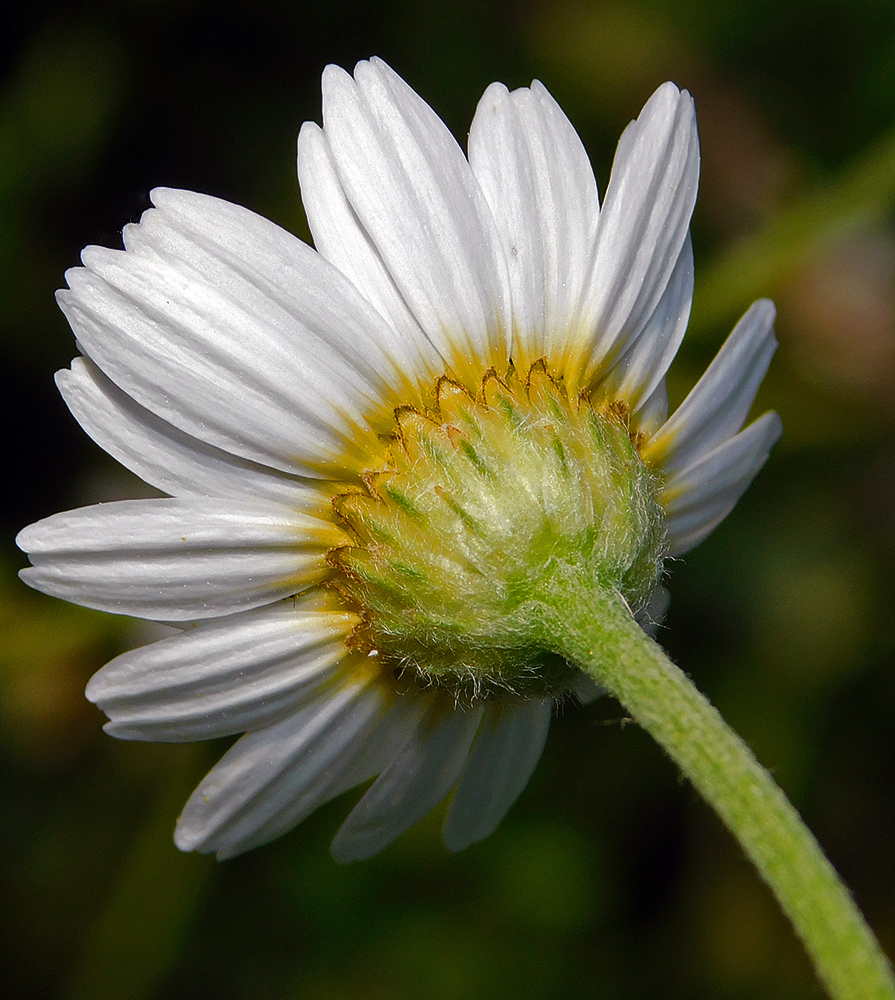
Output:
[[648, 79, 685, 106], [622, 81, 688, 140], [366, 55, 404, 82], [148, 186, 220, 219], [320, 61, 355, 105], [479, 79, 511, 104]]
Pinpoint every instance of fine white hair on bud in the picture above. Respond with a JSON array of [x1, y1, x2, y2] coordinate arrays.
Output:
[[329, 362, 667, 703]]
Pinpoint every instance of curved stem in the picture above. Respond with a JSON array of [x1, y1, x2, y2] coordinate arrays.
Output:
[[545, 581, 895, 1000]]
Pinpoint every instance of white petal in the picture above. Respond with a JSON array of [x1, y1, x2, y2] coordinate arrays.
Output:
[[320, 58, 512, 377], [442, 698, 551, 851], [573, 83, 699, 387], [598, 234, 693, 412], [643, 299, 777, 475], [17, 498, 343, 620], [175, 673, 423, 858], [58, 188, 406, 478], [141, 188, 420, 406], [86, 598, 359, 741], [298, 121, 443, 381], [663, 410, 782, 555], [58, 358, 330, 506], [634, 379, 670, 438], [468, 80, 599, 365], [330, 700, 484, 862]]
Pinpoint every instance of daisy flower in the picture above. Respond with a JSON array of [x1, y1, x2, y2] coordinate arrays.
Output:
[[17, 58, 780, 862]]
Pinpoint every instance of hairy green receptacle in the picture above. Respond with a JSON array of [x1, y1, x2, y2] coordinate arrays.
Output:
[[328, 363, 667, 702]]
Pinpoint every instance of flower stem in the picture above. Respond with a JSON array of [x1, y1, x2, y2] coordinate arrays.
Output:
[[545, 580, 895, 1000]]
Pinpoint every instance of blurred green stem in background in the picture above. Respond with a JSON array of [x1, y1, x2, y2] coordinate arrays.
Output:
[[691, 121, 895, 337], [547, 580, 895, 1000]]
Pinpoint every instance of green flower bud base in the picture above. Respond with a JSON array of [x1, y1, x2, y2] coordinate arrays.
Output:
[[329, 361, 666, 702]]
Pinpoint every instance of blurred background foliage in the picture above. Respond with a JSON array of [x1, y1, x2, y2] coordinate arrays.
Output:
[[3, 1, 895, 997]]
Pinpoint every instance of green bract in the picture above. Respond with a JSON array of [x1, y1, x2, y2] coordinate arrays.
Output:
[[330, 363, 667, 701]]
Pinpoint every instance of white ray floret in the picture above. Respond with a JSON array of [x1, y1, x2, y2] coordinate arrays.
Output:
[[86, 597, 360, 741], [443, 699, 553, 852], [57, 358, 328, 505], [19, 499, 345, 620], [468, 79, 600, 361]]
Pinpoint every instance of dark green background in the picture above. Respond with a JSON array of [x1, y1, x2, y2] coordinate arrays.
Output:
[[3, 1, 895, 997]]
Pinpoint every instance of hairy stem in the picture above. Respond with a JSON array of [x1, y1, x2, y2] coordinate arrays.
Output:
[[547, 580, 895, 1000]]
